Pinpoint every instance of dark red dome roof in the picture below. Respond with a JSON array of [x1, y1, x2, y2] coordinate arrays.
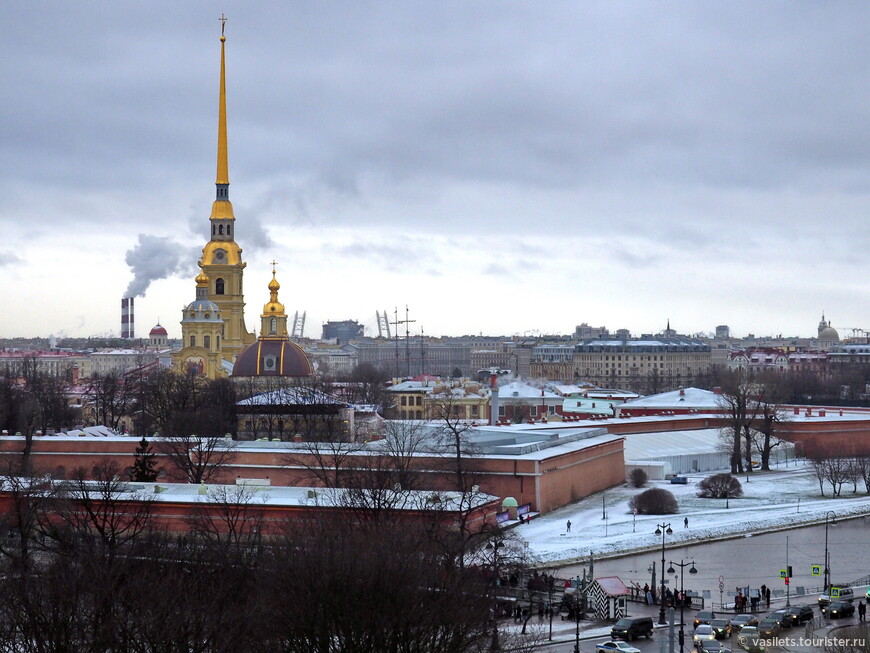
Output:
[[232, 339, 313, 377], [149, 324, 168, 336]]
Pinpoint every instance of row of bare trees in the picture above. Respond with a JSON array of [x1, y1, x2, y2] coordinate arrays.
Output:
[[0, 459, 537, 653]]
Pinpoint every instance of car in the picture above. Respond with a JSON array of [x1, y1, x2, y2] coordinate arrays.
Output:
[[670, 475, 689, 484], [730, 614, 759, 631], [757, 616, 781, 639], [781, 604, 813, 626], [710, 618, 732, 639], [595, 641, 642, 653], [767, 609, 791, 628], [694, 609, 716, 629], [866, 586, 870, 601], [693, 624, 717, 645], [819, 585, 854, 606], [698, 642, 732, 653], [737, 626, 766, 652], [610, 616, 654, 640], [822, 600, 855, 618]]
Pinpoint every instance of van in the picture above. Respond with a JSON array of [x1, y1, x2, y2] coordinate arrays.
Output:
[[610, 616, 654, 640], [818, 586, 854, 606]]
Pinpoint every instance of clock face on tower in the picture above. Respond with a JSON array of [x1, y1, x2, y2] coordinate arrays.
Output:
[[213, 249, 226, 263]]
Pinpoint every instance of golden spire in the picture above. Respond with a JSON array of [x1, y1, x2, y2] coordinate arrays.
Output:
[[216, 14, 229, 187], [210, 14, 234, 221]]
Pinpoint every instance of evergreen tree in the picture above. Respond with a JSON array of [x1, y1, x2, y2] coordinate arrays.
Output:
[[129, 437, 159, 482]]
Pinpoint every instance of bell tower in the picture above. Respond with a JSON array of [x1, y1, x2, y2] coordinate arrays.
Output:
[[198, 16, 255, 363]]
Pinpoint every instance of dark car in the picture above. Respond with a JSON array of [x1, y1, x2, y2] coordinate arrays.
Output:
[[711, 618, 732, 639], [610, 616, 654, 641], [698, 642, 732, 653], [757, 617, 781, 639], [823, 601, 855, 618], [694, 609, 716, 629], [730, 614, 759, 631], [782, 605, 813, 626], [767, 609, 791, 628], [670, 476, 688, 484]]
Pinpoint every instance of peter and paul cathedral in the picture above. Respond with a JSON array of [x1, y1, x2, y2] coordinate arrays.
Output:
[[174, 20, 255, 378], [174, 19, 310, 381]]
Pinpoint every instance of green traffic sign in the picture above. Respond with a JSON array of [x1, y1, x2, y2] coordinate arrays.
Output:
[[811, 565, 821, 576]]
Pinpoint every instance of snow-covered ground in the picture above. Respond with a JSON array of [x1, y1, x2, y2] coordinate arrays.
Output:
[[520, 460, 870, 566]]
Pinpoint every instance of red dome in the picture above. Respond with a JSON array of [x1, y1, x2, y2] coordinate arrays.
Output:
[[232, 339, 313, 378], [149, 324, 168, 336]]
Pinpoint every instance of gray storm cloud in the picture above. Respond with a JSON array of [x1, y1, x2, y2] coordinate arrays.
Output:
[[124, 234, 196, 298]]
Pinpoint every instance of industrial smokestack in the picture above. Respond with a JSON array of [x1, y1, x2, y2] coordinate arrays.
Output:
[[121, 297, 135, 339]]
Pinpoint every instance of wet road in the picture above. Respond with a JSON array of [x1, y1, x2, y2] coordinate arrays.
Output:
[[555, 516, 870, 606]]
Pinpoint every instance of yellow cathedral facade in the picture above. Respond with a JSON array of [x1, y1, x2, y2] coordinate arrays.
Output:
[[173, 25, 256, 378], [173, 23, 311, 381]]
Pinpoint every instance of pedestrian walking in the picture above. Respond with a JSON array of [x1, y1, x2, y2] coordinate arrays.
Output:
[[765, 587, 771, 607], [859, 601, 866, 622], [566, 519, 572, 532], [684, 517, 689, 528]]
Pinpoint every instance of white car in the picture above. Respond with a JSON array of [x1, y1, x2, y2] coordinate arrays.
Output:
[[694, 624, 717, 644], [595, 641, 642, 653]]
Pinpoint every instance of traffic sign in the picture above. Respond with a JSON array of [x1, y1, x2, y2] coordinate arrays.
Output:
[[832, 587, 841, 598], [779, 569, 788, 578], [811, 565, 822, 576]]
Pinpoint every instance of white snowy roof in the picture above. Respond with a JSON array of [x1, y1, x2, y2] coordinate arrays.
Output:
[[622, 428, 724, 459], [498, 381, 560, 400], [620, 387, 721, 409]]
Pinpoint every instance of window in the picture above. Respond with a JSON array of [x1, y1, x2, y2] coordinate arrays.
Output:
[[215, 278, 225, 295], [270, 317, 277, 333], [415, 396, 422, 406], [189, 335, 196, 347], [530, 406, 538, 416], [498, 406, 505, 417], [204, 335, 211, 350], [401, 396, 407, 406]]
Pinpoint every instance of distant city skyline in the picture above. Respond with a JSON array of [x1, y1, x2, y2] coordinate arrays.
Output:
[[1, 3, 868, 340]]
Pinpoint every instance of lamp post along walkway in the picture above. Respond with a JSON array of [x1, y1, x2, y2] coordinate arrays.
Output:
[[655, 522, 673, 625]]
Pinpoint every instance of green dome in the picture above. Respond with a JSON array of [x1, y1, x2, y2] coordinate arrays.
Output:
[[501, 497, 519, 508]]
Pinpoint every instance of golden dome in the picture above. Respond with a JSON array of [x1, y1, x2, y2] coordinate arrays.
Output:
[[268, 270, 280, 292], [195, 271, 209, 286], [209, 199, 235, 220], [263, 269, 285, 316]]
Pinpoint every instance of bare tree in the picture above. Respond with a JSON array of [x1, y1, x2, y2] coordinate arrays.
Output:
[[156, 433, 237, 484], [188, 483, 266, 554], [83, 372, 133, 432]]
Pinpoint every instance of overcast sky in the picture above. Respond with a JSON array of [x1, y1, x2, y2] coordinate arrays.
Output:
[[2, 2, 868, 341]]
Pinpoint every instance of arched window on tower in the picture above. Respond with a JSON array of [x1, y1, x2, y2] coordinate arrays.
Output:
[[227, 225, 232, 236], [215, 278, 225, 295], [218, 225, 224, 235], [270, 317, 277, 334]]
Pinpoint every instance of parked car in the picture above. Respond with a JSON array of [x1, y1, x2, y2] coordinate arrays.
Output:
[[819, 586, 854, 606], [711, 618, 732, 639], [693, 624, 717, 645], [782, 604, 813, 626], [822, 600, 855, 618], [610, 616, 654, 640], [670, 475, 688, 484], [694, 609, 716, 629], [737, 626, 766, 652], [595, 641, 642, 653], [730, 614, 759, 631]]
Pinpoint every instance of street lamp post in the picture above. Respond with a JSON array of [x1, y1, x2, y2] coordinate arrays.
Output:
[[824, 511, 836, 592], [668, 559, 697, 653], [487, 540, 501, 651], [573, 592, 581, 653], [655, 522, 673, 625]]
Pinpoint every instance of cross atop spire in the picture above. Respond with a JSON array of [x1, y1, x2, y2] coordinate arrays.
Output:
[[219, 13, 228, 37]]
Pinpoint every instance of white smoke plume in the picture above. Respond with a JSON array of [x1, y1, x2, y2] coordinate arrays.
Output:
[[124, 234, 197, 297]]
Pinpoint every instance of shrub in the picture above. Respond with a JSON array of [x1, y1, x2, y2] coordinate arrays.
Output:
[[628, 468, 648, 488], [629, 488, 679, 515], [697, 473, 743, 499]]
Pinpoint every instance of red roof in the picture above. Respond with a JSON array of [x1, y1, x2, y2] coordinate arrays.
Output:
[[149, 324, 168, 336]]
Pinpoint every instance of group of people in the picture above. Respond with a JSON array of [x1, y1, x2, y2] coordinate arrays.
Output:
[[734, 585, 772, 612]]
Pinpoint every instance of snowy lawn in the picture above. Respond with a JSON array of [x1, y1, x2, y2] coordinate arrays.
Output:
[[519, 461, 870, 565]]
